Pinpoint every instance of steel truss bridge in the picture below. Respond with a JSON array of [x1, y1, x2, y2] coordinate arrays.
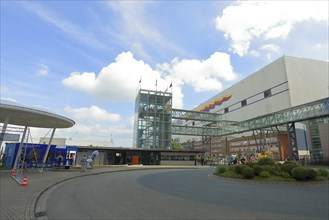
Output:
[[171, 98, 329, 137], [171, 98, 329, 160]]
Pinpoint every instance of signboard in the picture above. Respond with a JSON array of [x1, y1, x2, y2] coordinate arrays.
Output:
[[0, 133, 20, 141]]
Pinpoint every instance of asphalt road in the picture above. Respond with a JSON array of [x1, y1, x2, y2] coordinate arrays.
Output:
[[45, 168, 329, 220]]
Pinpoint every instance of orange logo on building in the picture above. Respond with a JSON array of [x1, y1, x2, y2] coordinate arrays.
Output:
[[199, 94, 232, 112]]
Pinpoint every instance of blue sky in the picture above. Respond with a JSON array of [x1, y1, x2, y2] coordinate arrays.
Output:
[[1, 1, 328, 147]]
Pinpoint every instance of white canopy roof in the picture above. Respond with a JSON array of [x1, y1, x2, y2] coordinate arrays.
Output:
[[0, 100, 75, 128]]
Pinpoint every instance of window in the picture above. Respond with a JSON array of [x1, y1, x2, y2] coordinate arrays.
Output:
[[224, 107, 229, 113], [264, 89, 272, 98], [241, 99, 247, 107]]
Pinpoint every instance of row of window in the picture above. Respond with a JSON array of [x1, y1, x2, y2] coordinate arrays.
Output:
[[223, 89, 272, 114], [161, 155, 196, 161]]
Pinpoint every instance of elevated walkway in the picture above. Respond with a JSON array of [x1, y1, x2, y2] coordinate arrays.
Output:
[[172, 98, 329, 136]]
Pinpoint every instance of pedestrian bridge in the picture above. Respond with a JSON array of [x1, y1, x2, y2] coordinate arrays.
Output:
[[171, 97, 329, 136]]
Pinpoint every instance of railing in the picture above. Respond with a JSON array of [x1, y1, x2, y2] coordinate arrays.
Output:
[[172, 98, 329, 136]]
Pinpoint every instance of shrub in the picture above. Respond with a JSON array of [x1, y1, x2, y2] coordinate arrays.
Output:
[[245, 161, 258, 167], [228, 165, 235, 172], [273, 164, 282, 175], [307, 168, 317, 180], [253, 165, 262, 176], [242, 166, 254, 179], [261, 165, 276, 174], [283, 160, 297, 164], [291, 167, 308, 180], [317, 168, 328, 177], [258, 158, 275, 166], [280, 171, 291, 178], [260, 170, 270, 178], [216, 166, 227, 174], [234, 165, 245, 174], [282, 163, 299, 175]]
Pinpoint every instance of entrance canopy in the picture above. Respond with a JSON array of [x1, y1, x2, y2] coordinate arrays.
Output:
[[0, 100, 75, 128], [1, 100, 75, 179]]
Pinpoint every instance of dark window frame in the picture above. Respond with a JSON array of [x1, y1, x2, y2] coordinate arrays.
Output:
[[241, 99, 247, 107], [264, 89, 272, 98]]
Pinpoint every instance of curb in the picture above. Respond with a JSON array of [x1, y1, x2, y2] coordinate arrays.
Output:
[[209, 173, 329, 186], [32, 166, 200, 220]]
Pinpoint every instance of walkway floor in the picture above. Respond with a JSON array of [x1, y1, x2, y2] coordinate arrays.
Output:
[[0, 165, 202, 220]]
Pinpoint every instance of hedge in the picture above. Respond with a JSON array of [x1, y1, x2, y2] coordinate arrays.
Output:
[[317, 168, 328, 177], [280, 171, 290, 178], [260, 170, 270, 178], [258, 158, 275, 166], [282, 163, 299, 175], [217, 166, 227, 174], [307, 168, 317, 180], [291, 167, 308, 180], [242, 166, 254, 179], [234, 165, 245, 174], [253, 165, 262, 176]]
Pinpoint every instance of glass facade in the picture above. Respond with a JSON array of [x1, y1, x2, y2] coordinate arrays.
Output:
[[308, 117, 329, 161], [133, 89, 172, 149]]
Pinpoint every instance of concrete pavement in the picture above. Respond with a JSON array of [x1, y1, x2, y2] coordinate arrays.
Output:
[[0, 165, 201, 220], [2, 165, 327, 220]]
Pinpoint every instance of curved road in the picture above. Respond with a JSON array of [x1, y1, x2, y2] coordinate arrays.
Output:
[[45, 168, 328, 220]]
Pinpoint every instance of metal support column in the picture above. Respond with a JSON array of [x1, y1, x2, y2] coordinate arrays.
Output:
[[13, 126, 28, 171], [0, 116, 10, 151], [42, 128, 56, 163], [252, 130, 260, 153], [286, 123, 299, 160]]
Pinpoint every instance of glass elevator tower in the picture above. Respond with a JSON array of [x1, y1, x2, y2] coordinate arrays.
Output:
[[133, 89, 172, 149]]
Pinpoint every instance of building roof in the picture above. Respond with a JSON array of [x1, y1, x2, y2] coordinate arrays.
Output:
[[76, 145, 206, 153], [0, 100, 75, 128]]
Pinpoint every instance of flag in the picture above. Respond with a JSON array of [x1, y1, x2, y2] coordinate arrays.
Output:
[[169, 82, 172, 88], [91, 150, 99, 160], [155, 79, 157, 87], [139, 77, 141, 83]]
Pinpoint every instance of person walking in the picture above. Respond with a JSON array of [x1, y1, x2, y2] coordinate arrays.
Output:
[[86, 156, 93, 172], [80, 155, 87, 172], [56, 153, 63, 167]]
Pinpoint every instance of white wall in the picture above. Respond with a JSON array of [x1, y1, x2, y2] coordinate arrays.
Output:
[[193, 56, 328, 122], [319, 123, 329, 159], [194, 56, 291, 122], [285, 56, 329, 107]]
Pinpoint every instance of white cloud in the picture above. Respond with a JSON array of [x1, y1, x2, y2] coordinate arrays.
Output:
[[215, 1, 328, 56], [29, 118, 133, 147], [103, 1, 185, 61], [163, 52, 237, 92], [20, 2, 106, 49], [62, 51, 160, 101], [259, 44, 282, 61], [62, 51, 238, 109], [259, 44, 281, 53], [0, 97, 17, 103], [64, 105, 121, 122], [249, 50, 260, 57], [36, 64, 49, 77], [49, 105, 133, 147]]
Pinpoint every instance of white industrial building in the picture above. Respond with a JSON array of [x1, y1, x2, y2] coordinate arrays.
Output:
[[195, 56, 328, 121], [179, 56, 329, 162]]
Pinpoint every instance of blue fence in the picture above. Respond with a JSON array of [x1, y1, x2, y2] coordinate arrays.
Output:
[[2, 143, 77, 168]]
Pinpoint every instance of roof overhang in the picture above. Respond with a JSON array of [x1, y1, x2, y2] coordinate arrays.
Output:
[[0, 101, 75, 128]]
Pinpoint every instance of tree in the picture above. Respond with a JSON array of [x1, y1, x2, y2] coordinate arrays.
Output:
[[171, 141, 184, 150]]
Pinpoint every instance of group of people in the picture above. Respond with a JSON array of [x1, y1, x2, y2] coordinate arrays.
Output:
[[80, 155, 93, 172], [228, 154, 248, 165], [54, 153, 94, 172]]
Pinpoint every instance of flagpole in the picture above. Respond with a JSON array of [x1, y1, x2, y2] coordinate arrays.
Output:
[[155, 79, 157, 92], [139, 77, 142, 90]]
